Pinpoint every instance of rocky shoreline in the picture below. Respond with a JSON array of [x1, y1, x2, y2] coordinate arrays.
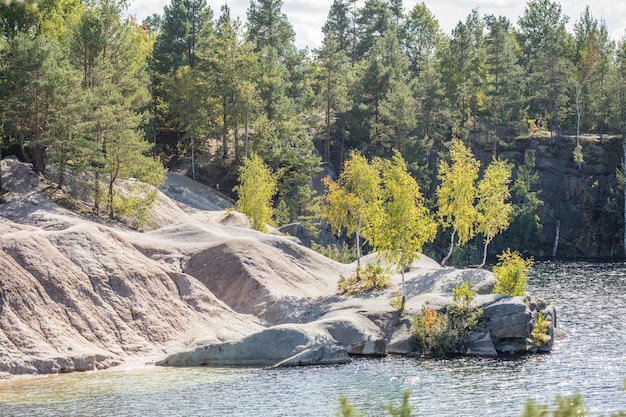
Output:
[[0, 158, 555, 377]]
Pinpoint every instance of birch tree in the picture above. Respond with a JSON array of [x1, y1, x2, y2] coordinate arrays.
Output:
[[476, 159, 513, 267], [234, 151, 277, 232], [321, 150, 380, 272], [372, 151, 437, 302], [436, 139, 480, 266]]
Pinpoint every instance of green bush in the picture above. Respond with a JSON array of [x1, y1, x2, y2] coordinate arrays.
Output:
[[388, 292, 404, 313], [337, 262, 391, 295], [312, 242, 358, 264], [492, 249, 533, 296], [530, 312, 551, 347], [412, 281, 481, 358]]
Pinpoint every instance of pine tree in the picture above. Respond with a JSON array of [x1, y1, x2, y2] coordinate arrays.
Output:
[[440, 10, 485, 142], [0, 34, 63, 174], [316, 32, 352, 163], [70, 0, 164, 217], [573, 6, 613, 137], [355, 0, 391, 61], [484, 15, 524, 157], [204, 5, 258, 159], [246, 0, 295, 58], [518, 0, 574, 141], [152, 0, 209, 74], [616, 37, 626, 258], [322, 0, 352, 55]]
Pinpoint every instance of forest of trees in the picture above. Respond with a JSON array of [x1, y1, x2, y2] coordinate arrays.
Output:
[[3, 0, 626, 261]]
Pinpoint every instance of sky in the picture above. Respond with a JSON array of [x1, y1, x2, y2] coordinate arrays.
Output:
[[127, 0, 626, 50]]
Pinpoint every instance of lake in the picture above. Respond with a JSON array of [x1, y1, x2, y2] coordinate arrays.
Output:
[[1, 261, 625, 416]]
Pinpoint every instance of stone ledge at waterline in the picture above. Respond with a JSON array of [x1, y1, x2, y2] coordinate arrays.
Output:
[[0, 158, 555, 377], [157, 266, 557, 368]]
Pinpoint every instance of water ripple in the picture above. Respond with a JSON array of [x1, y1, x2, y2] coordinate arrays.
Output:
[[1, 262, 626, 416]]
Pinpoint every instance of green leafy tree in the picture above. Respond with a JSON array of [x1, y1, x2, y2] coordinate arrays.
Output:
[[436, 139, 480, 266], [476, 159, 514, 267], [0, 0, 82, 40], [234, 152, 277, 232], [372, 151, 437, 302], [321, 150, 380, 271]]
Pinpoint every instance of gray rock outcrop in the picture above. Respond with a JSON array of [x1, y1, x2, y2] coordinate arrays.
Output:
[[0, 158, 556, 377], [156, 323, 350, 367]]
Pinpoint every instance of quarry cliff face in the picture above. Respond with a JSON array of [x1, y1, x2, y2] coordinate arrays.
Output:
[[474, 133, 623, 258]]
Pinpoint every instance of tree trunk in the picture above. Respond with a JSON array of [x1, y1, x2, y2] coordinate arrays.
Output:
[[244, 109, 249, 158], [0, 144, 3, 203], [441, 228, 456, 266], [191, 136, 196, 180], [222, 97, 228, 159], [93, 171, 101, 215], [400, 268, 406, 313], [479, 236, 490, 269], [623, 132, 626, 259], [552, 219, 560, 258], [108, 177, 115, 219]]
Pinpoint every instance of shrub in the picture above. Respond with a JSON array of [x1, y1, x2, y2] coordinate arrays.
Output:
[[312, 242, 357, 264], [531, 312, 551, 347], [492, 249, 533, 296], [412, 304, 458, 357], [337, 262, 391, 295], [412, 282, 482, 358], [388, 292, 404, 313]]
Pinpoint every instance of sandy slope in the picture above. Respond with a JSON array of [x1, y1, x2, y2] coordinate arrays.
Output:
[[0, 158, 352, 376]]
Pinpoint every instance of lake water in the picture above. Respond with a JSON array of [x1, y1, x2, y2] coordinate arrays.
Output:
[[1, 261, 625, 416]]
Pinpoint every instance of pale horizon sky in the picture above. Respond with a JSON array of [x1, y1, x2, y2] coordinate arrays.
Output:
[[127, 0, 626, 51]]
